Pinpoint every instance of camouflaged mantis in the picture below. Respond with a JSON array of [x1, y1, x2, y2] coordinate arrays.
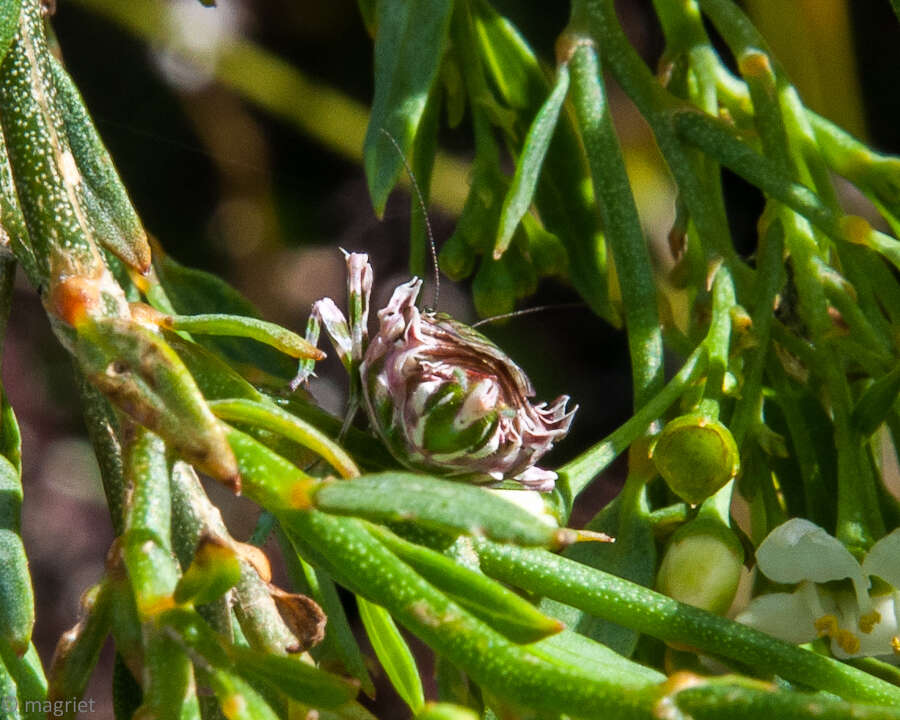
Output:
[[293, 252, 575, 491]]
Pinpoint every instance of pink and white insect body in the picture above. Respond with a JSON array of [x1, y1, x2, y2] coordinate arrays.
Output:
[[295, 252, 575, 491]]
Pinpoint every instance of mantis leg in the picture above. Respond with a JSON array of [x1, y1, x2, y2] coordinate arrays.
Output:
[[289, 298, 352, 390], [291, 252, 374, 439]]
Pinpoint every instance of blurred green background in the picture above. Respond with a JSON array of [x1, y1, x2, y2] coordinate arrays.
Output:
[[4, 1, 899, 717]]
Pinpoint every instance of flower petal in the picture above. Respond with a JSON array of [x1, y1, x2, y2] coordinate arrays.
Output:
[[831, 592, 900, 660], [862, 528, 900, 588], [756, 519, 869, 607], [735, 590, 819, 645]]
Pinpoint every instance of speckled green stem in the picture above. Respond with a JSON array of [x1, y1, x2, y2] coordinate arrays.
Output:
[[473, 539, 900, 706], [285, 510, 657, 718], [566, 32, 663, 409]]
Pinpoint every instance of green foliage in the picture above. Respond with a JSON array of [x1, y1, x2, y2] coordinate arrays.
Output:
[[364, 0, 453, 215], [2, 0, 900, 719], [358, 597, 425, 714]]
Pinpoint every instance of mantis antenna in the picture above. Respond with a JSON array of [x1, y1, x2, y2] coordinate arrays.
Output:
[[471, 302, 587, 328], [379, 128, 440, 312]]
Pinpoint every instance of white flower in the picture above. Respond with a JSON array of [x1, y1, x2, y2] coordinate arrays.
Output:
[[736, 518, 900, 660]]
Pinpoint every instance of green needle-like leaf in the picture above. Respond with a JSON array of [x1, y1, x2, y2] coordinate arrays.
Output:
[[852, 362, 900, 436], [223, 426, 319, 512], [285, 510, 659, 717], [49, 56, 150, 274], [0, 640, 47, 720], [312, 472, 585, 548], [121, 429, 180, 619], [165, 313, 325, 362], [47, 583, 112, 712], [75, 317, 239, 485], [229, 645, 359, 708], [173, 535, 242, 607], [0, 529, 32, 657], [367, 523, 563, 644], [206, 669, 279, 720], [358, 597, 425, 714], [363, 0, 453, 215], [0, 1, 20, 69], [0, 393, 31, 657], [162, 606, 359, 709], [151, 243, 299, 383], [209, 398, 358, 479], [139, 630, 200, 720], [494, 64, 570, 259], [474, 538, 900, 706], [0, 655, 20, 720]]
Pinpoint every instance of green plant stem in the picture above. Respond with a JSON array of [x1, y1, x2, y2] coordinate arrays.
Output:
[[793, 218, 882, 549], [806, 111, 900, 218], [472, 539, 900, 706], [729, 218, 784, 445], [849, 657, 900, 689], [697, 0, 885, 547], [578, 0, 745, 289], [653, 0, 718, 112], [764, 356, 832, 531], [169, 462, 299, 655], [47, 582, 113, 710], [559, 259, 733, 502], [275, 525, 375, 697], [652, 0, 732, 299], [672, 109, 830, 229], [698, 264, 736, 418], [673, 106, 900, 279], [566, 33, 662, 409], [668, 679, 900, 720], [715, 63, 900, 232], [696, 0, 806, 167], [75, 368, 126, 535], [647, 502, 691, 534], [285, 510, 656, 718]]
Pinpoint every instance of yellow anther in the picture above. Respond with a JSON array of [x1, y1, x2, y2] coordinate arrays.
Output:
[[891, 636, 900, 655], [859, 610, 882, 634], [814, 614, 839, 638], [835, 629, 861, 655]]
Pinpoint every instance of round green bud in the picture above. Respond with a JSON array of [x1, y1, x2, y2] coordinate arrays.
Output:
[[656, 518, 744, 615], [650, 415, 740, 504]]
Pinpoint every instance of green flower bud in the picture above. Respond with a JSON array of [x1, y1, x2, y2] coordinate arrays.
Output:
[[650, 415, 740, 504], [656, 518, 744, 615]]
